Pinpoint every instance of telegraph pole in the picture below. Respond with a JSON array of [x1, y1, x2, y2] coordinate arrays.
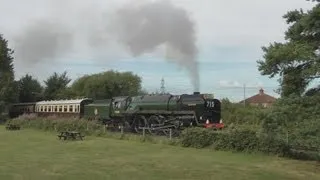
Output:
[[243, 83, 246, 107]]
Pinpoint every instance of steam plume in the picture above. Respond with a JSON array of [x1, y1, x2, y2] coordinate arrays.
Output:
[[110, 0, 200, 91], [11, 0, 200, 91], [13, 20, 73, 65]]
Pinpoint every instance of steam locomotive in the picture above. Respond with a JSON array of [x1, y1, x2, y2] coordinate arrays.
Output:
[[8, 92, 224, 135]]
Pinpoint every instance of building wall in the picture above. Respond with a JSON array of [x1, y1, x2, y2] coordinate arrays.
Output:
[[249, 103, 273, 108]]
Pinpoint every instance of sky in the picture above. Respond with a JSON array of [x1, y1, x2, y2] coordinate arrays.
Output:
[[0, 0, 317, 102]]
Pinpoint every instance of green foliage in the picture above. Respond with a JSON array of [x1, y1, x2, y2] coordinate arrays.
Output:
[[179, 128, 215, 148], [71, 70, 144, 99], [184, 94, 319, 161], [257, 2, 320, 97], [17, 74, 43, 102], [221, 99, 266, 127], [179, 127, 317, 160], [7, 115, 101, 136], [0, 34, 18, 105], [43, 71, 72, 100], [261, 95, 320, 151]]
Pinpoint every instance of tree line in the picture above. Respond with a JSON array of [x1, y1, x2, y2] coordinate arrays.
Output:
[[16, 70, 148, 103]]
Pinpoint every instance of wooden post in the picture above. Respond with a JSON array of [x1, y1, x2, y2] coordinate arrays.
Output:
[[142, 127, 145, 137], [121, 126, 124, 135], [169, 129, 172, 140], [103, 125, 106, 133]]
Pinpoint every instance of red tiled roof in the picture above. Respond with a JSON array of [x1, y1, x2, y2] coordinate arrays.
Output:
[[239, 88, 277, 104]]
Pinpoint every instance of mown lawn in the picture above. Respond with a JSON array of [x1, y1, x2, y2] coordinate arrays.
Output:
[[0, 126, 319, 180]]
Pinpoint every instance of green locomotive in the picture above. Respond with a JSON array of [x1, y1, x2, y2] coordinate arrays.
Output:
[[7, 92, 224, 135], [83, 92, 224, 134]]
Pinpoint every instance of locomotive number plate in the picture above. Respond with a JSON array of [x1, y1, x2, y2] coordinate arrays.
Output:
[[205, 100, 215, 108]]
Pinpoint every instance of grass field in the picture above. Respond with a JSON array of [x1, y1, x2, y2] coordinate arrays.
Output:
[[0, 126, 319, 180]]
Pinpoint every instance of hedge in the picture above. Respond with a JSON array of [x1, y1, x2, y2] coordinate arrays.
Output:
[[180, 127, 319, 161]]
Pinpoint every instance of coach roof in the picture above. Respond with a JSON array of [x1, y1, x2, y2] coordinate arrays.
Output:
[[36, 98, 92, 105]]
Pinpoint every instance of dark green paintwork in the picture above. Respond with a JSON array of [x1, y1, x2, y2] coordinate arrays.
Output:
[[83, 99, 111, 120], [82, 93, 221, 126]]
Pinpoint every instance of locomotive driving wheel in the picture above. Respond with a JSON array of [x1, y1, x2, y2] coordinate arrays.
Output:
[[132, 115, 148, 133], [148, 115, 164, 135]]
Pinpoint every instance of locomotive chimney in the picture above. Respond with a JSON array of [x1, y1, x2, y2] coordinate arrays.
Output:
[[193, 92, 200, 95]]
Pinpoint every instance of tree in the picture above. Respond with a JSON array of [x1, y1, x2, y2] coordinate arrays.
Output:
[[257, 1, 320, 97], [43, 71, 71, 100], [17, 74, 43, 102], [0, 34, 18, 105], [71, 70, 144, 99]]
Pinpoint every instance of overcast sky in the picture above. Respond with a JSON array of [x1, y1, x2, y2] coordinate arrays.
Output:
[[0, 0, 316, 101]]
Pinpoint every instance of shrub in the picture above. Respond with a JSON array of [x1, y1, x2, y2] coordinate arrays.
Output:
[[259, 95, 320, 160], [180, 127, 292, 157], [221, 99, 267, 126], [6, 115, 106, 136], [180, 127, 215, 148]]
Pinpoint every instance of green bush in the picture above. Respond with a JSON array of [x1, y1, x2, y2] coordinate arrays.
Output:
[[260, 95, 320, 159], [221, 99, 267, 126], [6, 114, 108, 136], [180, 127, 291, 157], [256, 133, 290, 156], [180, 128, 215, 148]]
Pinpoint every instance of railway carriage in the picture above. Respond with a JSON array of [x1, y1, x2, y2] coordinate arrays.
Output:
[[8, 102, 36, 118], [35, 98, 93, 118]]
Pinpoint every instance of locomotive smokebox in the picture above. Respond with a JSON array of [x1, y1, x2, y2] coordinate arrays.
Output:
[[193, 92, 200, 95]]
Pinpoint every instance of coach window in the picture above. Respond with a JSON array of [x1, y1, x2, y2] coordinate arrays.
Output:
[[69, 105, 73, 112], [40, 106, 43, 112], [64, 105, 67, 112], [53, 106, 57, 112], [58, 105, 62, 112]]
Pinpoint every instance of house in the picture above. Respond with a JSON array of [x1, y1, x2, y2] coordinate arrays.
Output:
[[239, 88, 277, 108]]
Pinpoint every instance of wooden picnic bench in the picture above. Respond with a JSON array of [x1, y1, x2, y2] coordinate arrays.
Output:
[[57, 131, 85, 141], [6, 124, 21, 131]]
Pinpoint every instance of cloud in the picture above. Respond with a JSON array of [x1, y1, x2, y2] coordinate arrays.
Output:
[[218, 80, 264, 88], [218, 80, 242, 88], [1, 0, 317, 99], [1, 0, 315, 61]]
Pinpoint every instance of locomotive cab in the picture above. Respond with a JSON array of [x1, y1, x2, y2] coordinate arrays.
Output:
[[110, 96, 131, 117]]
